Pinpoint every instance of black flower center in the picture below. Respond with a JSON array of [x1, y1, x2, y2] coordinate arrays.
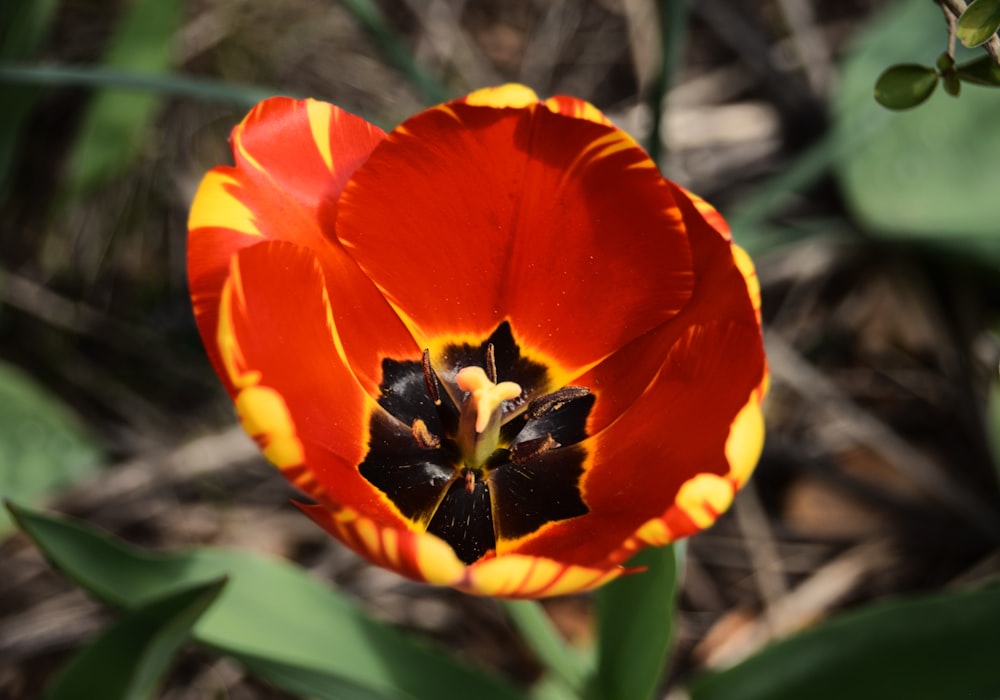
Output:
[[359, 322, 593, 564]]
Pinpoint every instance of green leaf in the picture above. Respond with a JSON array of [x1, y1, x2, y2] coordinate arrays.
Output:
[[958, 0, 1000, 47], [936, 52, 956, 72], [591, 544, 683, 700], [943, 70, 962, 96], [0, 361, 102, 538], [46, 578, 227, 700], [228, 651, 405, 700], [873, 63, 938, 109], [6, 502, 523, 700], [0, 0, 58, 59], [0, 64, 281, 107], [503, 600, 590, 695], [61, 0, 181, 197], [956, 54, 1000, 85], [688, 585, 1000, 700], [835, 0, 1000, 262]]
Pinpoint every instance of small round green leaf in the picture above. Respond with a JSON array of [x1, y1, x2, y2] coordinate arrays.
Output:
[[936, 51, 956, 71], [874, 63, 939, 109], [956, 54, 1000, 85], [957, 0, 1000, 47], [943, 71, 962, 96]]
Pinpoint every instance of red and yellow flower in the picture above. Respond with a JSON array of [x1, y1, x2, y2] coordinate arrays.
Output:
[[187, 84, 767, 598]]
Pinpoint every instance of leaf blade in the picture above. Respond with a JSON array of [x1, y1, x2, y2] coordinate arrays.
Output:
[[7, 502, 523, 700], [958, 0, 1000, 47], [873, 63, 939, 110], [0, 361, 102, 538], [591, 544, 682, 700], [46, 578, 228, 700], [688, 585, 1000, 700]]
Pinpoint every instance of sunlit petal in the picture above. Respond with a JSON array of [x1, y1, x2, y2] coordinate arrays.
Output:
[[337, 94, 694, 379]]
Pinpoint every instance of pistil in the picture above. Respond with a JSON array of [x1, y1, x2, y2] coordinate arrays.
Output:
[[456, 366, 521, 469]]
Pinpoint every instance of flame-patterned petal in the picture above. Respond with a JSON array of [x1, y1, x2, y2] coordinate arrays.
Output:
[[188, 84, 767, 598]]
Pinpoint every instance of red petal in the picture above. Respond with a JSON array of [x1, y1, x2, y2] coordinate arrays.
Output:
[[189, 97, 419, 395], [231, 97, 384, 215], [512, 318, 765, 567], [542, 94, 614, 126], [507, 187, 766, 566], [300, 501, 626, 598], [336, 97, 694, 378], [219, 240, 408, 524], [578, 183, 763, 433]]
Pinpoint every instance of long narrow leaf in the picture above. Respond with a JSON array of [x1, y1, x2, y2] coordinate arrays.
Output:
[[688, 584, 1000, 700], [591, 544, 683, 700], [503, 600, 590, 694], [0, 64, 280, 107], [7, 502, 524, 700], [0, 361, 102, 537], [46, 578, 227, 700]]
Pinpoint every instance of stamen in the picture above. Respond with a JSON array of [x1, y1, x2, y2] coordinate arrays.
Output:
[[464, 469, 476, 494], [509, 433, 560, 465], [485, 343, 497, 383], [412, 418, 440, 449], [421, 348, 440, 405], [527, 386, 591, 419]]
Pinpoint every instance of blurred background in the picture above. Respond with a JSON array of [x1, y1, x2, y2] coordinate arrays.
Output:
[[2, 0, 1000, 697]]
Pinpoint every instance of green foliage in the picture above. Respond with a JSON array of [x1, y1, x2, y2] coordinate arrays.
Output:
[[46, 578, 227, 700], [0, 65, 279, 107], [872, 0, 1000, 110], [7, 502, 524, 700], [591, 544, 682, 700], [60, 0, 181, 198], [958, 0, 1000, 47], [874, 49, 1000, 110], [873, 63, 938, 109], [687, 584, 1000, 700], [837, 0, 1000, 261], [955, 53, 1000, 84], [503, 600, 591, 696], [0, 361, 102, 537]]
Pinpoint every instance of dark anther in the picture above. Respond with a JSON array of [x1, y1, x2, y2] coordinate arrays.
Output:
[[421, 349, 441, 405], [412, 418, 440, 449], [485, 343, 497, 383], [509, 434, 560, 465], [527, 386, 591, 419], [464, 469, 477, 494]]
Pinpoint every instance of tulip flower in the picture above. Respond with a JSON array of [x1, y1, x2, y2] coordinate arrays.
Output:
[[188, 84, 767, 598]]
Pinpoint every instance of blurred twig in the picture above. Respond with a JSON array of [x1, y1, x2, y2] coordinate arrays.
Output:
[[774, 0, 833, 96], [57, 426, 260, 513], [407, 0, 501, 89], [766, 332, 1000, 542], [697, 539, 896, 669]]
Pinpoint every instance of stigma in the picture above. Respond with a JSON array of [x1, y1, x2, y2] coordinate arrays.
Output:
[[455, 365, 522, 469]]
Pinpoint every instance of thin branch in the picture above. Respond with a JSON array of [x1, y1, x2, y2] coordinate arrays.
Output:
[[937, 0, 1000, 62]]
